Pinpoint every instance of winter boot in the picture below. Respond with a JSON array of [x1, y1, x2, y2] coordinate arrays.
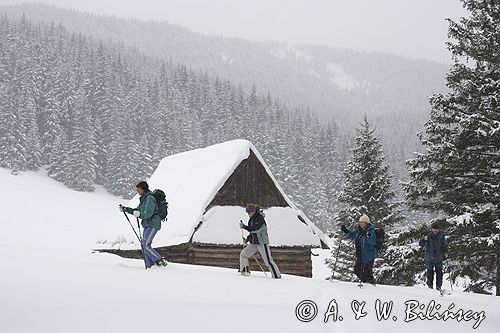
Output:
[[155, 258, 168, 267]]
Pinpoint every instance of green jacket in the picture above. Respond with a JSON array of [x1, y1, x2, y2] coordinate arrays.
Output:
[[126, 193, 161, 230]]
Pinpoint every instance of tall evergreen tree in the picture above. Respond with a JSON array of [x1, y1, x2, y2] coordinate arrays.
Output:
[[47, 129, 68, 182], [65, 89, 97, 191], [135, 134, 154, 182], [337, 115, 401, 227], [405, 0, 500, 295], [25, 104, 42, 171]]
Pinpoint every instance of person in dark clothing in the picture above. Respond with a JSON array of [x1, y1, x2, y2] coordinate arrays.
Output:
[[341, 214, 378, 284], [419, 222, 448, 290], [239, 203, 281, 279]]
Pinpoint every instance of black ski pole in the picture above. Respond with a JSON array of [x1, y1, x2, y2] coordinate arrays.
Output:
[[120, 205, 141, 243], [136, 217, 142, 242], [120, 205, 147, 269], [136, 216, 147, 270]]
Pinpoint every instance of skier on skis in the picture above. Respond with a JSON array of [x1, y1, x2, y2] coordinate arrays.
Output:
[[239, 204, 281, 279], [119, 181, 168, 269], [419, 222, 448, 291], [341, 214, 377, 284]]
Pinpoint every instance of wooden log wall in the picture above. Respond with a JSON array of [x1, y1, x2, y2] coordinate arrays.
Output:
[[100, 243, 314, 277]]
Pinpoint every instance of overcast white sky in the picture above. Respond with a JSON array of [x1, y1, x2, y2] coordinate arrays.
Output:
[[0, 0, 467, 63]]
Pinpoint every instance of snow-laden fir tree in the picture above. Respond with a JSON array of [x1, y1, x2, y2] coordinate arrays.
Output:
[[47, 129, 68, 182], [64, 90, 97, 191], [0, 82, 27, 174], [327, 115, 402, 282], [25, 109, 42, 171], [405, 0, 500, 295]]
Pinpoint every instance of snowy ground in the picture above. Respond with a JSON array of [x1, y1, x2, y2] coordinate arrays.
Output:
[[0, 168, 498, 333]]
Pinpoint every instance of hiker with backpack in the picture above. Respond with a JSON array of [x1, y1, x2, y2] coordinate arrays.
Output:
[[119, 181, 168, 269], [419, 222, 449, 291], [239, 204, 281, 279], [341, 214, 378, 284]]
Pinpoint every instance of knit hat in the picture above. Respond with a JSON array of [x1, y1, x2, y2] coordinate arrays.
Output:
[[431, 222, 440, 229], [136, 181, 149, 192], [359, 214, 370, 223]]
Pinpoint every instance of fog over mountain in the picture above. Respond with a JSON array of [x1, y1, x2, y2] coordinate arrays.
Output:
[[0, 3, 449, 128], [0, 0, 467, 63]]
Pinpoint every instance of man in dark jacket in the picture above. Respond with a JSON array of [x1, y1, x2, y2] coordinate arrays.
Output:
[[341, 214, 378, 284], [239, 203, 281, 279], [119, 181, 168, 269], [419, 222, 448, 290]]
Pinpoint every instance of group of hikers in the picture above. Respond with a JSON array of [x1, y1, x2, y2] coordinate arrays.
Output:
[[120, 181, 448, 288], [341, 215, 449, 290]]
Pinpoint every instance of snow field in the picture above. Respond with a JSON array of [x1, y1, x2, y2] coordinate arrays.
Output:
[[0, 168, 498, 333]]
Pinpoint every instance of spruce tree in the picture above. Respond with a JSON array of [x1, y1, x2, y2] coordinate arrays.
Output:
[[405, 0, 500, 295], [0, 84, 27, 174], [337, 115, 400, 227], [82, 43, 111, 185], [47, 130, 69, 182], [135, 134, 154, 182], [25, 114, 42, 171], [65, 90, 97, 191], [317, 122, 344, 231]]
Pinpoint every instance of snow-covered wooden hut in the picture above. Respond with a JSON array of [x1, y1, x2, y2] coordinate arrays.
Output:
[[96, 140, 329, 277]]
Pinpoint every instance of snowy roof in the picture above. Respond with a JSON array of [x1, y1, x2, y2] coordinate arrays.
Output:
[[96, 140, 328, 250], [195, 206, 323, 246]]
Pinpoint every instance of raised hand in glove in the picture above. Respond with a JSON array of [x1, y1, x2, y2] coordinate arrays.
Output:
[[341, 225, 349, 234], [239, 221, 247, 230], [133, 210, 141, 218], [119, 205, 126, 213]]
